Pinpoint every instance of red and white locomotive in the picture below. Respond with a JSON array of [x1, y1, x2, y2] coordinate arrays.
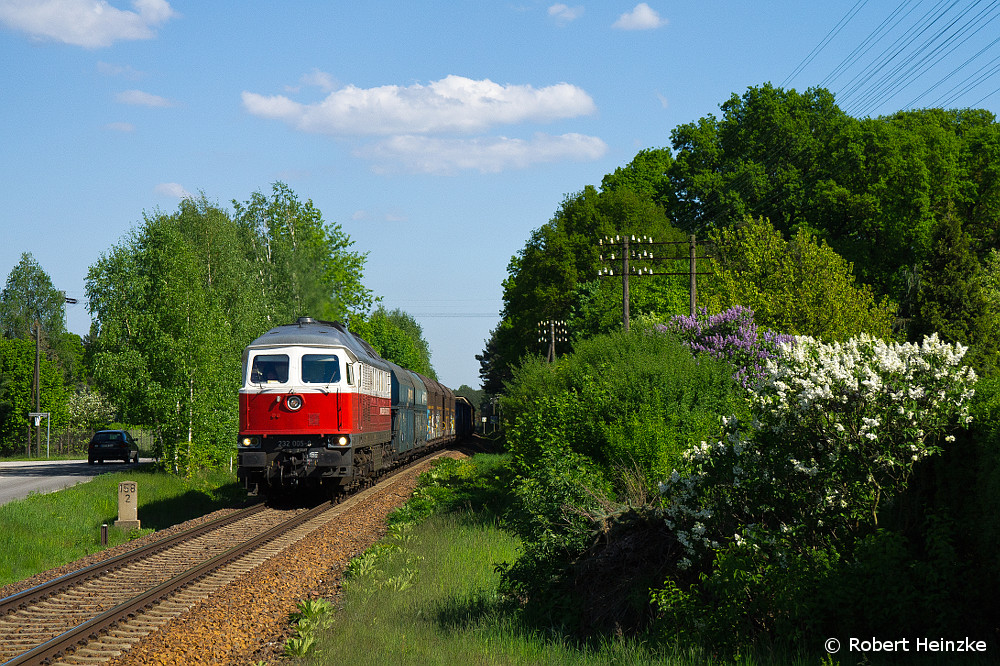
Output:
[[236, 317, 472, 495]]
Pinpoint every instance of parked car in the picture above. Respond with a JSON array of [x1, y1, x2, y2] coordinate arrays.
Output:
[[88, 429, 140, 464]]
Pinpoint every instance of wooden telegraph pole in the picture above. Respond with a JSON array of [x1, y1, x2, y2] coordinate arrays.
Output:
[[537, 320, 569, 362], [598, 234, 713, 327]]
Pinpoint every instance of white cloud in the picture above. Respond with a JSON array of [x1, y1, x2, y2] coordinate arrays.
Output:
[[612, 3, 666, 30], [283, 69, 339, 94], [97, 60, 144, 80], [155, 182, 191, 198], [548, 3, 583, 25], [104, 121, 135, 132], [0, 0, 177, 48], [242, 75, 596, 136], [115, 89, 174, 107], [300, 68, 337, 93], [357, 133, 608, 174]]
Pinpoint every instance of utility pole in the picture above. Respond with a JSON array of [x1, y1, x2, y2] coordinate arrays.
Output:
[[689, 234, 698, 317], [537, 320, 568, 362], [33, 319, 40, 457], [598, 234, 713, 326]]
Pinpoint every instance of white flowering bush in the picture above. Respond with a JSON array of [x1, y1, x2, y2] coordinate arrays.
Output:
[[652, 334, 978, 649], [660, 336, 976, 569], [659, 332, 977, 573]]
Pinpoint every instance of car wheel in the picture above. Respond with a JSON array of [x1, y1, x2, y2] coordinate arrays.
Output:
[[88, 459, 94, 465]]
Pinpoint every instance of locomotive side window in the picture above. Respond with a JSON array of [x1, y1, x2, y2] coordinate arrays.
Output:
[[250, 354, 289, 383], [302, 354, 341, 384]]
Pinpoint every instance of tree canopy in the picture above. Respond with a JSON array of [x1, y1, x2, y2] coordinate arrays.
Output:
[[702, 216, 897, 340], [350, 307, 436, 379], [232, 182, 372, 324], [0, 252, 67, 342], [481, 166, 690, 392], [85, 185, 375, 472], [482, 85, 1000, 391]]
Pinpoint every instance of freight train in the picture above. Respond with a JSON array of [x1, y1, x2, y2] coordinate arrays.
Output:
[[236, 317, 474, 496]]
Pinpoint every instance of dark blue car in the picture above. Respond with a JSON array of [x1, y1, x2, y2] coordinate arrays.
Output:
[[88, 429, 140, 464]]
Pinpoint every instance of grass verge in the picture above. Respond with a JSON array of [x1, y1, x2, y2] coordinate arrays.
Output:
[[0, 466, 245, 587], [293, 454, 744, 666]]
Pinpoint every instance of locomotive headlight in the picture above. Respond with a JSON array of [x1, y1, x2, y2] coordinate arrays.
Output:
[[285, 394, 303, 411], [326, 435, 350, 448], [240, 436, 259, 447]]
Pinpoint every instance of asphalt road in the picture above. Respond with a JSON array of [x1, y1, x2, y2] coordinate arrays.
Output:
[[0, 459, 140, 506]]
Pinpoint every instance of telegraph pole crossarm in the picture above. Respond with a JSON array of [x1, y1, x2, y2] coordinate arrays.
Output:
[[537, 320, 569, 362], [598, 234, 715, 319]]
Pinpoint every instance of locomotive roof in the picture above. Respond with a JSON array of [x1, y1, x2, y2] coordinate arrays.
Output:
[[246, 317, 390, 369]]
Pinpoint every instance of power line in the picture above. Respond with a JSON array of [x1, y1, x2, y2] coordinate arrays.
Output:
[[683, 0, 1000, 233], [782, 0, 871, 88]]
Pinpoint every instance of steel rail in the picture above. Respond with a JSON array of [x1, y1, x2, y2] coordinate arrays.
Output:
[[0, 501, 266, 617], [1, 441, 463, 666], [3, 500, 333, 666]]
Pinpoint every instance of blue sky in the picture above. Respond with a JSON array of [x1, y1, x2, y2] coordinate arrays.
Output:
[[2, 1, 999, 391]]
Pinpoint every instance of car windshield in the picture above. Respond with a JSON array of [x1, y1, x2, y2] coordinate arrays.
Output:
[[250, 354, 289, 383], [302, 354, 341, 384], [93, 431, 123, 443]]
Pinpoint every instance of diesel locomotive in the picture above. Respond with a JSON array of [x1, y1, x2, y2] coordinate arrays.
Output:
[[236, 317, 473, 496]]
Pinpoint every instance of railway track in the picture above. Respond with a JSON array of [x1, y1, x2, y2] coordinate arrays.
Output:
[[0, 449, 453, 666]]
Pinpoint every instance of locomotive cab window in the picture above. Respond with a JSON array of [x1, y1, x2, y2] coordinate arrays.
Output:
[[250, 354, 289, 383], [302, 354, 341, 384]]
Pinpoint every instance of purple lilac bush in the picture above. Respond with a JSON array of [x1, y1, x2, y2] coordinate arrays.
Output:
[[656, 306, 794, 388]]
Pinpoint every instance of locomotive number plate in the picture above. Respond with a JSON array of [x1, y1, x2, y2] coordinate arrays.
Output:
[[273, 439, 312, 448]]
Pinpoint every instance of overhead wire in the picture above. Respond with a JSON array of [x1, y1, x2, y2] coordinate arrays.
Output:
[[781, 0, 871, 88], [847, 0, 1000, 114], [820, 0, 919, 89], [838, 0, 962, 113], [683, 0, 1000, 231], [917, 35, 1000, 107]]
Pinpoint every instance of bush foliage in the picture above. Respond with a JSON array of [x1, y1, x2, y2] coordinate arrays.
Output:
[[653, 333, 977, 652], [497, 308, 993, 656], [499, 329, 745, 626]]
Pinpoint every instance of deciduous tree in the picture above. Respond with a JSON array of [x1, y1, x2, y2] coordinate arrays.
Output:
[[702, 216, 897, 340]]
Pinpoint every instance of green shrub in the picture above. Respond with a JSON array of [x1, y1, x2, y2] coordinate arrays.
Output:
[[499, 330, 744, 629], [653, 334, 978, 654], [503, 329, 745, 487]]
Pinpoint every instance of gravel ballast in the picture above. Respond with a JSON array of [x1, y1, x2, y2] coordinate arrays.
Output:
[[3, 451, 465, 665]]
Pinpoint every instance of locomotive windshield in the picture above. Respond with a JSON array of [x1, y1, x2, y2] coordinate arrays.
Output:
[[302, 354, 341, 384], [250, 354, 289, 383]]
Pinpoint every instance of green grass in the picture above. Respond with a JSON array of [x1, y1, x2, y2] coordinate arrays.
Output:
[[1, 452, 91, 461], [296, 454, 765, 666], [0, 466, 246, 587], [302, 511, 728, 666]]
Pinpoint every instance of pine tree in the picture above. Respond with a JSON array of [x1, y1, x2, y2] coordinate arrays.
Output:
[[914, 210, 999, 373]]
